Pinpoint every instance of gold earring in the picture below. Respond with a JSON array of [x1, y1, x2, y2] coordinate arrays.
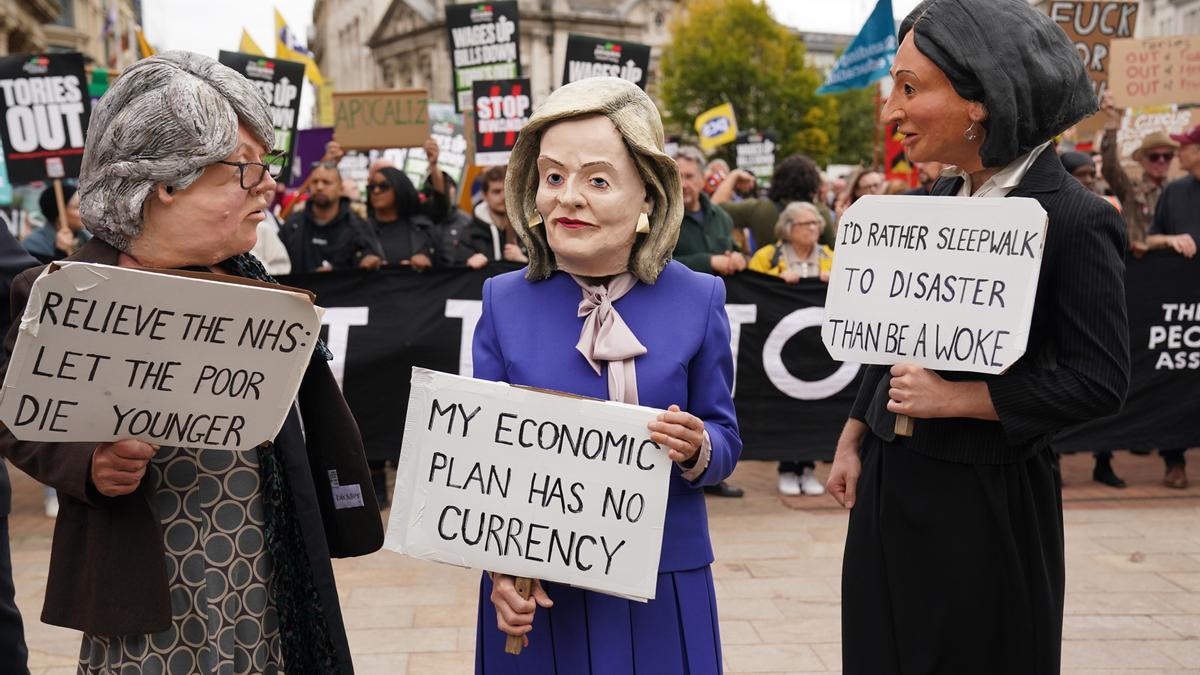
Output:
[[528, 211, 543, 227], [635, 212, 651, 234]]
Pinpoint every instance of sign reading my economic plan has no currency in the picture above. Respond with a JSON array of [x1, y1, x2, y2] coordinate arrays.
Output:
[[823, 195, 1048, 374], [384, 368, 672, 602], [0, 263, 322, 451]]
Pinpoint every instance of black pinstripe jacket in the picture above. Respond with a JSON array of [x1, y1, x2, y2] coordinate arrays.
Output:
[[850, 148, 1131, 464]]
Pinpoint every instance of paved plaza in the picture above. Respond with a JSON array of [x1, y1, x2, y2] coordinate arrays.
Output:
[[12, 452, 1200, 674]]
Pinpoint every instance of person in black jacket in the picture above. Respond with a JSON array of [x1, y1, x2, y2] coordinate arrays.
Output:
[[278, 163, 382, 272], [0, 226, 35, 673], [366, 167, 436, 270], [425, 174, 491, 269], [826, 2, 1130, 673]]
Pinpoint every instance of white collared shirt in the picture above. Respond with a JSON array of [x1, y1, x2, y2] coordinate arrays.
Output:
[[942, 141, 1053, 198]]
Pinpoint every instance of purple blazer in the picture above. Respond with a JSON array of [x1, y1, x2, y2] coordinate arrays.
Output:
[[472, 260, 742, 572]]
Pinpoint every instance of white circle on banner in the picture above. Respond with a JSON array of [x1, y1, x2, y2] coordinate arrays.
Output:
[[763, 307, 860, 400]]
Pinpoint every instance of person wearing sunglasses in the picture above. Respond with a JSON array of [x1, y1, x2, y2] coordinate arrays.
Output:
[[1101, 91, 1181, 253], [365, 167, 436, 273], [0, 52, 382, 674]]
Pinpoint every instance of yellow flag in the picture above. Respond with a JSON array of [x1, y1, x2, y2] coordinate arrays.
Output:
[[275, 8, 324, 86], [239, 29, 265, 56], [694, 103, 738, 153], [135, 28, 155, 59]]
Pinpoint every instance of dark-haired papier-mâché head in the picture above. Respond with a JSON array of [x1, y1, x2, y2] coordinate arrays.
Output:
[[504, 77, 683, 284], [899, 0, 1096, 168]]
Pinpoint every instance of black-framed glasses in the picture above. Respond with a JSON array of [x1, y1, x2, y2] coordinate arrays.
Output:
[[368, 181, 391, 192], [1146, 152, 1175, 163], [218, 154, 285, 190]]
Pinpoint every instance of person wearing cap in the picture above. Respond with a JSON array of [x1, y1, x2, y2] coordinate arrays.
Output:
[[1101, 92, 1180, 250], [827, 1, 1130, 671], [22, 183, 91, 264]]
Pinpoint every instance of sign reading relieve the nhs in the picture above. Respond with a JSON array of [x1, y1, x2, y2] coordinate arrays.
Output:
[[817, 0, 897, 95]]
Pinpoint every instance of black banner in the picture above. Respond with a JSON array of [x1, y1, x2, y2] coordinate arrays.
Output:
[[446, 1, 521, 112], [281, 254, 1200, 464], [561, 34, 651, 90], [218, 51, 306, 182], [472, 78, 531, 166], [0, 53, 91, 184], [1054, 251, 1200, 453]]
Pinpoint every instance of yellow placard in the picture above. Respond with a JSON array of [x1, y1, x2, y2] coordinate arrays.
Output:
[[694, 103, 738, 153]]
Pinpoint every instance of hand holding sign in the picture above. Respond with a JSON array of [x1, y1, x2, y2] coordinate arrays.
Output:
[[91, 439, 158, 497]]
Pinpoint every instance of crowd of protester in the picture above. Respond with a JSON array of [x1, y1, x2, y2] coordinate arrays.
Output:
[[4, 111, 1197, 504]]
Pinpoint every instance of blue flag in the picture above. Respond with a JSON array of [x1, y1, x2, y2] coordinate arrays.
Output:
[[817, 0, 897, 95]]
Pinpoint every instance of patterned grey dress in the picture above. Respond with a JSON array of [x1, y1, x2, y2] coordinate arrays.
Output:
[[78, 446, 285, 675]]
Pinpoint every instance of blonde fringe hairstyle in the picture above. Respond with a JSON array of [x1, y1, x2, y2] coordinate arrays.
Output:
[[504, 77, 683, 284]]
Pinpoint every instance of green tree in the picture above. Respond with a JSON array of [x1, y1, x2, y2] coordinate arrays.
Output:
[[659, 0, 878, 168]]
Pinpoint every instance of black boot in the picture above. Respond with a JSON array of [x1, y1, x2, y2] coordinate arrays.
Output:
[[703, 480, 744, 498], [1093, 456, 1126, 488]]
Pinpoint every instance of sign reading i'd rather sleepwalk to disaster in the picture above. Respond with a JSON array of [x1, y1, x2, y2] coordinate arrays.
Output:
[[822, 195, 1048, 374], [218, 51, 306, 182], [0, 52, 91, 184], [0, 263, 322, 451], [446, 1, 521, 112], [384, 368, 672, 601], [472, 78, 531, 166], [561, 35, 651, 90]]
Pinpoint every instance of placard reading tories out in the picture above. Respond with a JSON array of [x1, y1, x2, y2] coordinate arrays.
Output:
[[472, 78, 531, 166], [446, 1, 521, 112], [218, 51, 306, 181], [0, 263, 322, 451], [384, 368, 672, 601], [0, 52, 91, 184], [822, 195, 1047, 374]]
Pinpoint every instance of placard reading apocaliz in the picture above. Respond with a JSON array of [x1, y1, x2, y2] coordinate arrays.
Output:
[[384, 368, 671, 601], [0, 263, 322, 451], [822, 195, 1047, 374]]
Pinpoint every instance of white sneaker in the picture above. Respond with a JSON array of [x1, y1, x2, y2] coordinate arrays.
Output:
[[799, 467, 826, 496], [778, 472, 802, 496], [44, 492, 59, 518]]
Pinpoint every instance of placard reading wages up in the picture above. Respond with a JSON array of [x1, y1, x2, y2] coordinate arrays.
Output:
[[385, 368, 671, 601], [0, 263, 322, 451], [823, 195, 1047, 374]]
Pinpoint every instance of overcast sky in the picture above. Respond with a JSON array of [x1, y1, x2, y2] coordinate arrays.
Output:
[[139, 0, 916, 126], [140, 0, 920, 56]]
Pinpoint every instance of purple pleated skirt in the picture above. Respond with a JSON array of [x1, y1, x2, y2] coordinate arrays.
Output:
[[475, 567, 723, 674]]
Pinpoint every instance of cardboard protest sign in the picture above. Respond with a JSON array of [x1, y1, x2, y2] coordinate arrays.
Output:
[[472, 79, 531, 166], [384, 368, 671, 601], [561, 34, 651, 90], [402, 102, 469, 186], [0, 53, 91, 184], [822, 195, 1047, 374], [0, 263, 322, 451], [333, 90, 430, 151], [1110, 35, 1200, 108], [446, 1, 521, 112], [1047, 1, 1139, 134], [218, 51, 306, 181], [735, 132, 777, 181]]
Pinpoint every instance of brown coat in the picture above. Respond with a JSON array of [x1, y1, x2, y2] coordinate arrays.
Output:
[[0, 239, 382, 661]]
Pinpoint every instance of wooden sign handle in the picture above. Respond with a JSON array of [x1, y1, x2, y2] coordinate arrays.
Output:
[[504, 576, 534, 655], [52, 179, 67, 233], [895, 413, 914, 437]]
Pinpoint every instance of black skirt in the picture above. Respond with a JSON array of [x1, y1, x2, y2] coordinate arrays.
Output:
[[841, 435, 1064, 674]]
